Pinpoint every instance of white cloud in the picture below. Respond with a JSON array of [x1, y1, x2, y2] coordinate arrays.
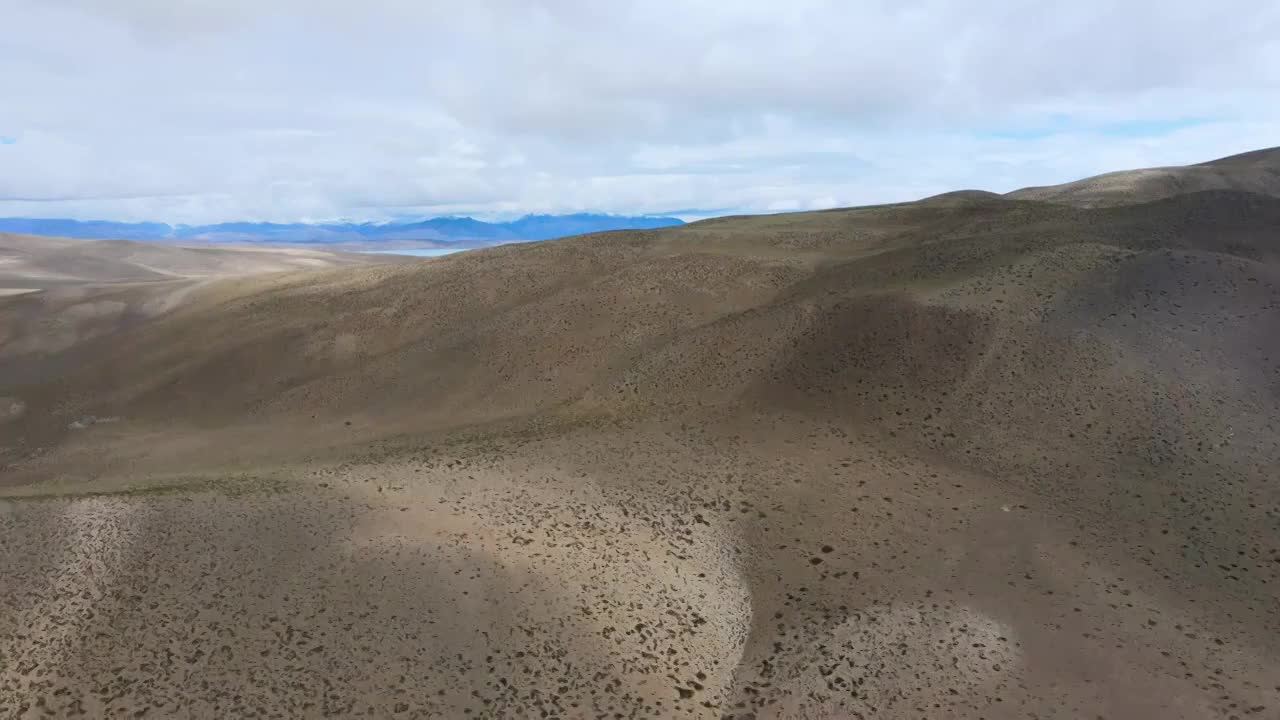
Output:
[[0, 0, 1277, 223]]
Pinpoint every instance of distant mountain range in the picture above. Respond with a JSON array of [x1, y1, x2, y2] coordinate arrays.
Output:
[[0, 213, 686, 247]]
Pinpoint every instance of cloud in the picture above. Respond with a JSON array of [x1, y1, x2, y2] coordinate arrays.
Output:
[[1, 0, 1277, 223]]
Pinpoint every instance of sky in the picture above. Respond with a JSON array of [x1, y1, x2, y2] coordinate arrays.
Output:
[[0, 0, 1277, 224]]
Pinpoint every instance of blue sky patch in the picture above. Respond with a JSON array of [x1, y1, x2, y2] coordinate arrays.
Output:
[[0, 136, 17, 145]]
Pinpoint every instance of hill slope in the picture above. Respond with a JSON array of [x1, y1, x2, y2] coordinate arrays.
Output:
[[0, 233, 403, 387], [2, 176, 1279, 714], [0, 232, 394, 287], [1007, 146, 1280, 206]]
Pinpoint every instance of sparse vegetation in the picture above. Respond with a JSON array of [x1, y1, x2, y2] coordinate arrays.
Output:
[[3, 149, 1279, 718]]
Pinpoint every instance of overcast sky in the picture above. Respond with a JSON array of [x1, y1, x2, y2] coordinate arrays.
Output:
[[1, 0, 1277, 224]]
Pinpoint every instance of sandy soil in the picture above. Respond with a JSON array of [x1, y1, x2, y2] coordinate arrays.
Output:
[[2, 151, 1280, 718], [3, 419, 1276, 718]]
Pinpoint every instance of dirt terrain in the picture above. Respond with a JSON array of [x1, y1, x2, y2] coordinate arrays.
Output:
[[1007, 146, 1280, 207], [0, 234, 401, 387], [2, 150, 1279, 718]]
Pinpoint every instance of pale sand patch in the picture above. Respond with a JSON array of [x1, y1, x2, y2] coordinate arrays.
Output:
[[0, 468, 752, 718], [755, 603, 1020, 718], [0, 397, 24, 422], [341, 460, 755, 712], [0, 500, 141, 719]]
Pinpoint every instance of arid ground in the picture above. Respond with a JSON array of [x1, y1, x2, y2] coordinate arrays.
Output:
[[3, 149, 1279, 718]]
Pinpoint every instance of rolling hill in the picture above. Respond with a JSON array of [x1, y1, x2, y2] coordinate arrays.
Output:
[[1007, 145, 1280, 206], [2, 151, 1279, 718], [0, 231, 396, 287]]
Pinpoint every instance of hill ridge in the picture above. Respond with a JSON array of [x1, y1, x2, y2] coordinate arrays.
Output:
[[1006, 145, 1280, 207]]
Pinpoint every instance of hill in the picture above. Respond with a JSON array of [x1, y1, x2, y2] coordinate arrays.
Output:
[[0, 232, 395, 287], [0, 232, 403, 388], [1006, 145, 1280, 206], [1, 158, 1278, 718]]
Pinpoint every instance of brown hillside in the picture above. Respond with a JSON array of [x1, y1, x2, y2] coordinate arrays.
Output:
[[2, 181, 1279, 716], [1007, 146, 1280, 207]]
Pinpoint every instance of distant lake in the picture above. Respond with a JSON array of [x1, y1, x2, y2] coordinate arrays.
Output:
[[364, 247, 468, 257]]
